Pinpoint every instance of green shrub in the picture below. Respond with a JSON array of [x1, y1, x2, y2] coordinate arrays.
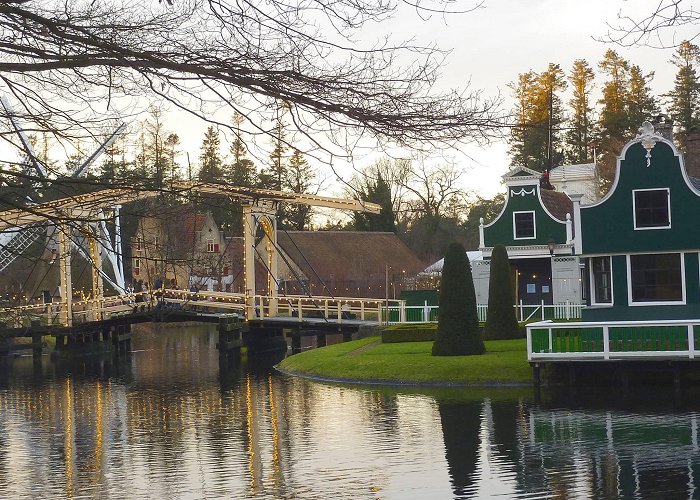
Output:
[[382, 323, 437, 343], [432, 242, 485, 356], [484, 245, 520, 340]]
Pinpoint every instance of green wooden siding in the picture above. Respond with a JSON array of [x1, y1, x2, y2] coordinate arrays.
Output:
[[581, 142, 700, 254], [583, 252, 700, 321], [483, 183, 567, 247], [580, 139, 700, 321]]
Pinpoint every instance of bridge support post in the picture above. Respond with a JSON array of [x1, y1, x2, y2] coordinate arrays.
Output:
[[242, 200, 280, 320], [87, 222, 104, 322], [57, 223, 73, 327], [217, 315, 243, 357]]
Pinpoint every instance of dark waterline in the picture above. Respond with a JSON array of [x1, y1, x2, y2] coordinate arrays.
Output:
[[1, 324, 699, 499]]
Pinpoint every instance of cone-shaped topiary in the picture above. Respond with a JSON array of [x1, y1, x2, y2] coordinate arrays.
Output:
[[483, 245, 520, 340], [432, 242, 485, 356]]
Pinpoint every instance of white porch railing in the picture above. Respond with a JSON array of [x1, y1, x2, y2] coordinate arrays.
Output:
[[527, 319, 700, 362], [385, 300, 583, 324]]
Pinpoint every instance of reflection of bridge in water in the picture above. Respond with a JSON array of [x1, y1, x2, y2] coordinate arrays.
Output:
[[0, 182, 398, 357]]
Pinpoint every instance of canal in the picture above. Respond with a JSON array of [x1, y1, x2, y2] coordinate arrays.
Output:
[[1, 324, 699, 498]]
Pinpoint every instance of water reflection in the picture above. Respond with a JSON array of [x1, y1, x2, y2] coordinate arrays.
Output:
[[0, 325, 700, 498]]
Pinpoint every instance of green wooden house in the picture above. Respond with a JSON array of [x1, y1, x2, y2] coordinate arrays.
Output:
[[478, 166, 581, 307], [527, 121, 700, 367], [578, 121, 700, 321]]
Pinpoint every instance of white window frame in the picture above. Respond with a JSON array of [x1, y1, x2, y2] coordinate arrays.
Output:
[[512, 210, 536, 240], [589, 256, 614, 306], [632, 188, 671, 230], [206, 239, 215, 253], [626, 252, 686, 306]]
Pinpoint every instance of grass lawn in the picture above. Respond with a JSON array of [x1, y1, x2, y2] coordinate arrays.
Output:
[[277, 337, 533, 386]]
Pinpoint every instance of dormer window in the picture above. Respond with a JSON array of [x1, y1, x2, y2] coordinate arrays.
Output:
[[633, 188, 670, 229], [513, 211, 536, 239]]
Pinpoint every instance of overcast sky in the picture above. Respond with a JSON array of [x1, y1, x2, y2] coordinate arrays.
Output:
[[9, 1, 697, 204], [429, 0, 698, 198]]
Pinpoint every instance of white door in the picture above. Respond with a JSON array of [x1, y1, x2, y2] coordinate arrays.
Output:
[[551, 256, 581, 304]]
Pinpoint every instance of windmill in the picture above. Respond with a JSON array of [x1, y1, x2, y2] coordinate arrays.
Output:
[[0, 96, 128, 293]]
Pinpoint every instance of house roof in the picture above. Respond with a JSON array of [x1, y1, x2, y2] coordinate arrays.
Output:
[[540, 189, 573, 221], [276, 231, 425, 281], [423, 251, 483, 274], [503, 166, 540, 180], [549, 163, 596, 181], [177, 212, 208, 247]]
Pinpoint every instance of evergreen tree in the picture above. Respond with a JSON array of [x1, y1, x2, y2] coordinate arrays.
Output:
[[198, 126, 224, 182], [284, 148, 315, 230], [598, 49, 630, 141], [667, 41, 700, 142], [222, 114, 257, 235], [509, 70, 539, 169], [627, 65, 658, 128], [566, 59, 595, 163], [509, 64, 566, 171], [260, 111, 288, 191], [483, 245, 520, 340], [164, 133, 181, 188], [353, 173, 396, 232], [432, 242, 485, 356]]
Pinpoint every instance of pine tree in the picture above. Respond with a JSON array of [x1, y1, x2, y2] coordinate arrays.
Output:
[[667, 41, 700, 142], [627, 65, 658, 128], [598, 49, 630, 141], [260, 112, 288, 191], [566, 59, 595, 163], [284, 149, 315, 230], [198, 126, 224, 182], [165, 133, 181, 186], [483, 245, 520, 340], [509, 64, 566, 171], [353, 172, 396, 232], [509, 70, 540, 169], [227, 113, 257, 187], [432, 242, 485, 356]]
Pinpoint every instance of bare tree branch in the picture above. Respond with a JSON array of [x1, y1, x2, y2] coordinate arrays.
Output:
[[0, 0, 503, 162]]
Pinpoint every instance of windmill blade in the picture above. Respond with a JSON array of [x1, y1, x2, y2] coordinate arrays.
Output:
[[0, 95, 46, 179], [0, 224, 46, 272], [71, 123, 127, 178]]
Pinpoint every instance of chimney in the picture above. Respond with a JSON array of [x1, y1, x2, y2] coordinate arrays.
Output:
[[652, 114, 674, 142], [685, 131, 700, 180]]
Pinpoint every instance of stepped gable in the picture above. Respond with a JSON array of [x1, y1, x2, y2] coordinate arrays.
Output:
[[539, 189, 572, 221]]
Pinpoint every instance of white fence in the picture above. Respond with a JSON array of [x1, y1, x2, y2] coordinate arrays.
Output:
[[386, 300, 583, 324]]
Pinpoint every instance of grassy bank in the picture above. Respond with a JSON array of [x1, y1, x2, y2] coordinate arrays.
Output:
[[277, 337, 533, 386]]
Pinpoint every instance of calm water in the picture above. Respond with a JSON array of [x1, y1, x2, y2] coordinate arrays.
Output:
[[1, 325, 699, 499]]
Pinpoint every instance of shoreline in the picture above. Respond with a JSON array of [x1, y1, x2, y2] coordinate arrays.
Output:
[[274, 365, 533, 388]]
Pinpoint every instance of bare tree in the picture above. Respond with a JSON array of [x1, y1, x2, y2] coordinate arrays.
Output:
[[402, 158, 466, 221], [0, 0, 501, 163], [604, 0, 700, 48]]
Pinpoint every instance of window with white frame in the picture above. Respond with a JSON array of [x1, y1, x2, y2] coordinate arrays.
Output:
[[206, 239, 215, 252], [513, 211, 536, 239], [629, 253, 684, 303], [133, 258, 140, 276], [590, 257, 612, 304], [633, 188, 670, 229]]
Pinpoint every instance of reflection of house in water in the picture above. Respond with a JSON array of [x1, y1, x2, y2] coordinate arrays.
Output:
[[527, 409, 700, 498]]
